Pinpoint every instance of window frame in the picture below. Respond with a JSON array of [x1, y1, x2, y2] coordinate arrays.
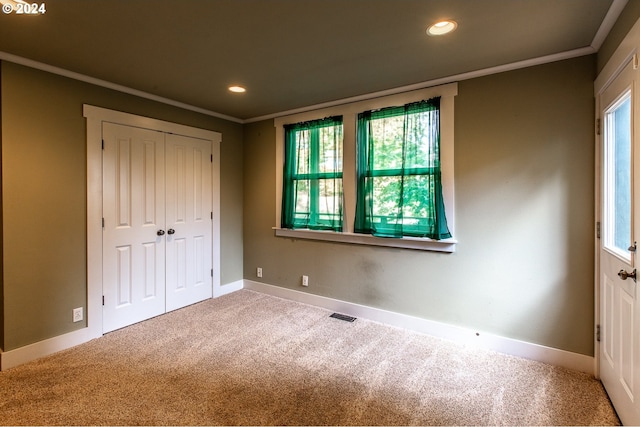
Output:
[[274, 83, 457, 252], [282, 116, 344, 231], [355, 97, 451, 239]]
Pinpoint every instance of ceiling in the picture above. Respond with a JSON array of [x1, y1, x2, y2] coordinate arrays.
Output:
[[0, 0, 621, 122]]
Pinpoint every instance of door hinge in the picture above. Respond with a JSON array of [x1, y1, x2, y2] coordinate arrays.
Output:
[[102, 295, 105, 306], [102, 217, 105, 228], [596, 118, 601, 136], [634, 53, 639, 70], [102, 139, 105, 150], [596, 221, 601, 239], [211, 268, 213, 277], [596, 324, 601, 342], [211, 211, 213, 220], [211, 154, 213, 163]]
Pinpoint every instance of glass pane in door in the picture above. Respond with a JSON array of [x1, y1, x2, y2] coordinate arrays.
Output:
[[604, 92, 632, 259]]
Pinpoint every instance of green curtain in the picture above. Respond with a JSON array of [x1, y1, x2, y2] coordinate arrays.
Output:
[[354, 97, 451, 239], [282, 116, 343, 231]]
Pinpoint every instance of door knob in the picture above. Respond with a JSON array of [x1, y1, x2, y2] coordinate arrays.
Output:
[[618, 269, 637, 282], [167, 229, 175, 235], [157, 229, 165, 236]]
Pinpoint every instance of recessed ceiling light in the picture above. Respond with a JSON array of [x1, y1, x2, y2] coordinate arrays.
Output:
[[427, 20, 457, 36], [228, 86, 246, 93]]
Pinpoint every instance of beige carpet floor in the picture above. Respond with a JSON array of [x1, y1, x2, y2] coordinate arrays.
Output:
[[0, 289, 620, 425]]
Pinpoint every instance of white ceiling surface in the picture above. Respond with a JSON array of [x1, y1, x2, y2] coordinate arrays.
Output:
[[0, 0, 626, 122]]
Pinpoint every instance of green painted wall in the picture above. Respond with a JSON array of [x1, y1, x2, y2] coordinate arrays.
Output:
[[4, 12, 633, 356], [0, 62, 243, 351], [244, 55, 596, 356]]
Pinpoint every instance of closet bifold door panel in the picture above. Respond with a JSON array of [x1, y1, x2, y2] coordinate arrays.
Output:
[[164, 133, 213, 312], [102, 123, 167, 333], [102, 123, 212, 333]]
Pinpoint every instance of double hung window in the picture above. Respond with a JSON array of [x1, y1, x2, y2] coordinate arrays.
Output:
[[281, 116, 344, 231], [275, 83, 457, 252], [355, 97, 451, 239]]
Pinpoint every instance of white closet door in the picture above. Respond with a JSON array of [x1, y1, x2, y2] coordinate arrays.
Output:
[[165, 133, 213, 311], [102, 123, 166, 333]]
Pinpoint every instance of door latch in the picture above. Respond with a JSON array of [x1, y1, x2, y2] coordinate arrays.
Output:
[[618, 269, 637, 282]]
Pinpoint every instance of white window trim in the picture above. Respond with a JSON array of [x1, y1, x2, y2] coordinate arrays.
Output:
[[274, 83, 457, 252]]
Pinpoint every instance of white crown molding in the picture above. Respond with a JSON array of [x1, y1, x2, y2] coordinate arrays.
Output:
[[0, 46, 600, 126], [1, 0, 625, 126], [246, 47, 596, 123], [591, 0, 629, 51], [0, 51, 243, 124]]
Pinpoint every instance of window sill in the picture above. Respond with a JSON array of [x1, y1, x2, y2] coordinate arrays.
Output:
[[273, 227, 457, 253]]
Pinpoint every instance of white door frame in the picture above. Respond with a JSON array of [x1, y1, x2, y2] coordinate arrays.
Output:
[[595, 18, 640, 378], [84, 104, 221, 339]]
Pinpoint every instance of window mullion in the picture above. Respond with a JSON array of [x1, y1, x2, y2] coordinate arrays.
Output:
[[310, 128, 320, 225], [342, 113, 357, 233]]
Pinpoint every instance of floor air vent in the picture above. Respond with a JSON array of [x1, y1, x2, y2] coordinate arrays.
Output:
[[330, 313, 357, 322]]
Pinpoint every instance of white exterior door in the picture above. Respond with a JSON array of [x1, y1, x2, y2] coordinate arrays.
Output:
[[102, 123, 166, 333], [165, 133, 213, 311], [103, 123, 213, 333], [599, 59, 640, 425]]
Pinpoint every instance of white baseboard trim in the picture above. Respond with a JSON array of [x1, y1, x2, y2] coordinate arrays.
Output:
[[243, 280, 595, 375], [215, 279, 244, 297], [1, 279, 248, 371], [2, 280, 594, 375], [0, 327, 96, 371]]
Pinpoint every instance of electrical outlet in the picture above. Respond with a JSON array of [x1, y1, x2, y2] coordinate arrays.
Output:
[[72, 307, 83, 323], [257, 267, 263, 278], [302, 275, 309, 287]]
